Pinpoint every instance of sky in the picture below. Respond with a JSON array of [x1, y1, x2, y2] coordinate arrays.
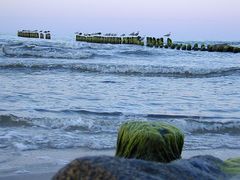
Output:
[[0, 0, 239, 41]]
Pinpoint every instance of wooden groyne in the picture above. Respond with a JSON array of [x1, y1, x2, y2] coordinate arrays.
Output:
[[76, 35, 144, 46], [17, 30, 51, 40], [76, 33, 240, 53], [145, 37, 240, 53]]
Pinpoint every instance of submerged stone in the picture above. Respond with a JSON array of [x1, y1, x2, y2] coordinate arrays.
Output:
[[115, 121, 184, 163]]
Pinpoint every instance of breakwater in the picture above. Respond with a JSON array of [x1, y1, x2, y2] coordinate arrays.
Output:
[[144, 37, 240, 53], [76, 35, 144, 46], [17, 30, 51, 39], [16, 31, 239, 53], [76, 33, 240, 53]]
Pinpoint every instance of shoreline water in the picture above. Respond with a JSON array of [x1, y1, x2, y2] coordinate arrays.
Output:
[[1, 148, 240, 180]]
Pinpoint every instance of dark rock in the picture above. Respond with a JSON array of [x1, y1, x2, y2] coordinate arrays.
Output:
[[53, 155, 228, 180]]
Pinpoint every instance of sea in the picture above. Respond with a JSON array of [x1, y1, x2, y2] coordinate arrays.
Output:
[[0, 34, 240, 161]]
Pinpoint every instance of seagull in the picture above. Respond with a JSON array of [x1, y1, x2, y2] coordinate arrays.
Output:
[[164, 32, 171, 37], [134, 31, 140, 36], [129, 32, 135, 36]]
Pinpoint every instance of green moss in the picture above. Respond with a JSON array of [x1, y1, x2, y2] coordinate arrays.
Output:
[[222, 157, 240, 175], [115, 121, 184, 163]]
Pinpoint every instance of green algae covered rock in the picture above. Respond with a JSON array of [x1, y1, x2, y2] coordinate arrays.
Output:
[[222, 157, 240, 176], [115, 121, 184, 163]]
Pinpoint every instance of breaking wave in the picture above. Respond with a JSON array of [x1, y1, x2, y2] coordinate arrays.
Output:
[[0, 62, 240, 78]]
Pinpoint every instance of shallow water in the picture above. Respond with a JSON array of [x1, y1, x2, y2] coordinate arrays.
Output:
[[0, 35, 240, 153]]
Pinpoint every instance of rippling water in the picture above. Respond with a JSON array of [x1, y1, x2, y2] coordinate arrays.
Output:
[[0, 34, 240, 152]]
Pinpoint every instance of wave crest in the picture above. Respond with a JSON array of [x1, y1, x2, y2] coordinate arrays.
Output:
[[0, 62, 240, 78]]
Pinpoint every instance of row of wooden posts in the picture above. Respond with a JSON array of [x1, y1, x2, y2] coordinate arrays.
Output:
[[76, 35, 240, 53], [17, 31, 51, 39], [146, 37, 240, 53], [17, 31, 240, 53], [76, 35, 144, 46]]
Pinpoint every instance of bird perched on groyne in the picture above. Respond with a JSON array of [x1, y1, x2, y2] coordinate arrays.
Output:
[[164, 32, 171, 37], [134, 31, 140, 36], [129, 32, 135, 36]]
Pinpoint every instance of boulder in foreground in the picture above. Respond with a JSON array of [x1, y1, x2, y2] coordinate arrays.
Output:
[[52, 155, 228, 180]]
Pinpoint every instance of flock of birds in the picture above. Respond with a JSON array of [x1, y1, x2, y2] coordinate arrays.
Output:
[[20, 30, 171, 37], [19, 30, 51, 34], [75, 31, 171, 37]]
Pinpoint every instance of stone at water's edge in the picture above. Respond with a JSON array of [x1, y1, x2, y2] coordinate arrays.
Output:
[[115, 121, 184, 163], [52, 155, 228, 180]]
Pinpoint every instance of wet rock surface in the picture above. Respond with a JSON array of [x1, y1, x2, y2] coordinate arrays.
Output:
[[53, 155, 229, 180]]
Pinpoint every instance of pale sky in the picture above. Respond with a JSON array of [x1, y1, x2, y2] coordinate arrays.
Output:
[[0, 0, 239, 40]]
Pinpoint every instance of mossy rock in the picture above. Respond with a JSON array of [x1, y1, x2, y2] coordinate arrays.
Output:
[[164, 44, 169, 49], [222, 157, 240, 175], [186, 44, 192, 51], [181, 45, 187, 50], [115, 121, 184, 163]]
